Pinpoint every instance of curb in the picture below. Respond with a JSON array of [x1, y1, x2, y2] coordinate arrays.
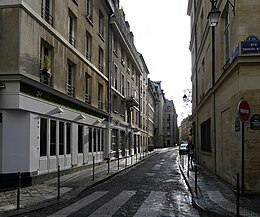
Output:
[[2, 152, 158, 217]]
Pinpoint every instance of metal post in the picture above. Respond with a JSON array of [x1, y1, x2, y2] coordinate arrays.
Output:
[[236, 173, 240, 217], [107, 154, 110, 174], [57, 165, 60, 200], [195, 165, 198, 195], [241, 122, 245, 195], [92, 156, 95, 180], [118, 155, 120, 170], [17, 172, 21, 210]]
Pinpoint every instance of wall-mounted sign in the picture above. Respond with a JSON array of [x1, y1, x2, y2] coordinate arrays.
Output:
[[235, 117, 240, 132], [241, 35, 260, 54], [250, 114, 260, 130]]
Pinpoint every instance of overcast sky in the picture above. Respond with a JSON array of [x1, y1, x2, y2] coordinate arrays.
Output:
[[119, 0, 192, 125]]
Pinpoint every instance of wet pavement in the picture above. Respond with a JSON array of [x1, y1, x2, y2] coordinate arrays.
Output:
[[179, 154, 260, 217]]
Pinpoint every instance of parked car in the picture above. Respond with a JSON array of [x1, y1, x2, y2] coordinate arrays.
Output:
[[179, 141, 189, 155]]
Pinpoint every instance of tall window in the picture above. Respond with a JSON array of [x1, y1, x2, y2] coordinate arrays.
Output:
[[85, 32, 92, 61], [201, 119, 211, 152], [98, 47, 103, 72], [68, 13, 76, 47], [41, 0, 53, 26], [89, 128, 92, 152], [66, 123, 71, 154], [93, 129, 97, 152], [59, 122, 64, 155], [120, 73, 125, 95], [67, 62, 74, 96], [78, 125, 83, 153], [40, 118, 47, 157], [98, 11, 104, 38], [40, 42, 52, 85], [98, 84, 103, 109], [85, 74, 91, 103], [113, 64, 118, 89], [50, 120, 56, 156], [86, 0, 92, 20], [224, 12, 230, 63]]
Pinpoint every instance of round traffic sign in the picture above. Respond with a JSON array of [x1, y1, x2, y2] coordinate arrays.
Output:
[[238, 100, 250, 122]]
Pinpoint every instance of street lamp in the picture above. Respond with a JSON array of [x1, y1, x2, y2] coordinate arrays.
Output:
[[207, 5, 221, 27]]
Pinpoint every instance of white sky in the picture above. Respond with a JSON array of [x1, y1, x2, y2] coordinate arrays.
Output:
[[119, 0, 192, 125]]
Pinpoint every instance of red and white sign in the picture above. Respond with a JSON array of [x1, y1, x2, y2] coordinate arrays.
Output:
[[238, 100, 250, 122]]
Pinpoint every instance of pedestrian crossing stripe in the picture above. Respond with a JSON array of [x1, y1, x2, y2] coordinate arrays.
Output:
[[88, 191, 136, 217], [48, 191, 108, 217], [48, 190, 166, 217]]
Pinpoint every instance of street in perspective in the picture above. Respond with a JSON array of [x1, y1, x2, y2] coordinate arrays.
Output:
[[8, 148, 201, 217]]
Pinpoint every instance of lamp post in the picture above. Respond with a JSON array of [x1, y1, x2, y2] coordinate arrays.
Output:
[[207, 0, 220, 175]]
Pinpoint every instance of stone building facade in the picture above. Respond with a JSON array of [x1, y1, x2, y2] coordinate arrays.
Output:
[[188, 0, 260, 192]]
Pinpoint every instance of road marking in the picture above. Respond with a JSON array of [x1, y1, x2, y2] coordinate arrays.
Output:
[[208, 191, 260, 217], [89, 190, 136, 217], [133, 191, 166, 217], [48, 191, 108, 217]]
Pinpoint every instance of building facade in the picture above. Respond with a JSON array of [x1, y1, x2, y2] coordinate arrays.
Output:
[[188, 0, 260, 192]]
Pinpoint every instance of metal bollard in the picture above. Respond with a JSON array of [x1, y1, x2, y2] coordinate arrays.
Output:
[[17, 172, 21, 210], [92, 156, 95, 180], [118, 155, 120, 170], [57, 165, 60, 200], [107, 154, 110, 174], [195, 165, 198, 195], [236, 173, 240, 217]]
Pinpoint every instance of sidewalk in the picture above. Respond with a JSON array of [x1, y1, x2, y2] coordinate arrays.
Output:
[[0, 151, 156, 217], [179, 155, 260, 217]]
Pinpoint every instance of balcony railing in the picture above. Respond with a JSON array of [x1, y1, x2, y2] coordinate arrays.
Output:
[[86, 51, 91, 61], [85, 93, 91, 103], [41, 6, 54, 26], [98, 101, 103, 109], [40, 70, 52, 86], [67, 84, 75, 96], [68, 33, 76, 47], [125, 88, 139, 107]]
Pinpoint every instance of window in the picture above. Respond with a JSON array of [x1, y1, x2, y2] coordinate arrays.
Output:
[[78, 125, 83, 153], [68, 12, 76, 47], [59, 122, 64, 155], [97, 129, 101, 152], [40, 118, 47, 157], [89, 128, 92, 152], [111, 130, 117, 151], [201, 119, 211, 152], [113, 95, 118, 112], [93, 129, 97, 152], [86, 0, 92, 20], [126, 80, 130, 97], [66, 123, 71, 154], [98, 47, 104, 72], [224, 12, 230, 63], [41, 0, 53, 26], [50, 120, 56, 156], [120, 73, 124, 95], [85, 74, 91, 103], [98, 84, 103, 109], [121, 51, 125, 66], [67, 62, 74, 96], [40, 41, 52, 85], [113, 36, 118, 55], [113, 64, 118, 89], [98, 11, 104, 38], [86, 31, 92, 61]]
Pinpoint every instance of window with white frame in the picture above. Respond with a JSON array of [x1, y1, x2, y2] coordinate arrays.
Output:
[[98, 83, 103, 109], [40, 118, 47, 157], [98, 10, 104, 38], [67, 62, 74, 96], [66, 123, 71, 154], [98, 47, 104, 72], [120, 73, 125, 95], [78, 125, 83, 153], [85, 73, 91, 103], [86, 31, 92, 61], [68, 12, 76, 47], [41, 0, 53, 26], [40, 41, 52, 85], [113, 64, 118, 89], [59, 121, 65, 155], [50, 120, 56, 156], [86, 0, 92, 20]]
